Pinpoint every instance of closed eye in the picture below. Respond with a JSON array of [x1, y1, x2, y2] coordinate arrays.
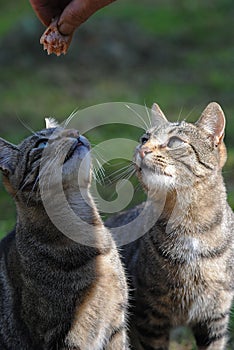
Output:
[[167, 136, 185, 149]]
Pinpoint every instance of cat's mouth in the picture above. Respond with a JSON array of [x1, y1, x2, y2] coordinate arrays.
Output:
[[64, 137, 90, 163], [135, 161, 174, 191], [135, 151, 172, 178], [136, 163, 172, 178], [134, 147, 174, 191]]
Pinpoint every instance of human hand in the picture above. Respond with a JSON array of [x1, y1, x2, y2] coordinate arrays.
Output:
[[29, 0, 116, 55]]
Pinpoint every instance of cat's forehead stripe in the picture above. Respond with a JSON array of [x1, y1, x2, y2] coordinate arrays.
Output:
[[150, 121, 183, 135], [36, 129, 56, 137], [151, 120, 197, 136]]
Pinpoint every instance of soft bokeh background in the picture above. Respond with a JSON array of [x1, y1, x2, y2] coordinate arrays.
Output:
[[0, 1, 233, 348]]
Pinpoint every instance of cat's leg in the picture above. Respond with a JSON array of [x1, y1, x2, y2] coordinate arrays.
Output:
[[105, 327, 129, 350], [129, 308, 170, 350], [134, 324, 170, 350], [192, 313, 230, 350]]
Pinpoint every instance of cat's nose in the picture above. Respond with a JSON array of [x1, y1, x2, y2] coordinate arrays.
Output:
[[77, 135, 91, 149], [139, 146, 152, 159]]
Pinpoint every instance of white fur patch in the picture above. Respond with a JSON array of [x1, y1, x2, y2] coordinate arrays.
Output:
[[142, 169, 174, 190], [45, 117, 59, 129]]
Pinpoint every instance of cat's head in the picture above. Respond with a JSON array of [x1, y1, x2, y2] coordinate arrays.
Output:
[[0, 119, 91, 205], [134, 102, 227, 193]]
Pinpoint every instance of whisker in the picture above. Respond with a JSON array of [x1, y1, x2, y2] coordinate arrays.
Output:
[[222, 169, 234, 175], [144, 100, 152, 128], [14, 164, 42, 204], [123, 168, 136, 182], [39, 143, 67, 193], [93, 168, 109, 185], [177, 106, 184, 123], [15, 177, 31, 198], [106, 160, 130, 167], [92, 159, 106, 185], [95, 159, 105, 178], [107, 164, 136, 185], [62, 108, 80, 129], [92, 168, 100, 184], [44, 146, 68, 190], [108, 163, 133, 176], [107, 168, 136, 200], [26, 174, 40, 206], [183, 106, 197, 122], [16, 114, 37, 136], [134, 183, 143, 193], [125, 104, 149, 131], [91, 147, 110, 166]]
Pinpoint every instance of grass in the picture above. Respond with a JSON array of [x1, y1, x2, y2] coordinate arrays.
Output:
[[0, 1, 233, 222], [0, 2, 31, 36], [0, 1, 234, 346]]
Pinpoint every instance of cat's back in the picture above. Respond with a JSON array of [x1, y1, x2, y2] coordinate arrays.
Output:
[[0, 229, 20, 290], [0, 230, 33, 349], [0, 229, 19, 282]]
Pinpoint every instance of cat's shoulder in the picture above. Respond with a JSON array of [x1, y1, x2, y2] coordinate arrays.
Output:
[[105, 203, 145, 228]]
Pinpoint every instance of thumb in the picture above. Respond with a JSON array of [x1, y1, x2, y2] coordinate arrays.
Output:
[[58, 0, 116, 35]]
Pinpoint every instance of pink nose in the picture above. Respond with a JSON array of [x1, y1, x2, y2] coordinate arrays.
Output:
[[139, 146, 152, 159]]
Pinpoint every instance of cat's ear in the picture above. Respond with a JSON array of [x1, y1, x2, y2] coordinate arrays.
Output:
[[0, 138, 19, 174], [196, 102, 225, 145], [151, 103, 168, 128], [45, 117, 59, 129]]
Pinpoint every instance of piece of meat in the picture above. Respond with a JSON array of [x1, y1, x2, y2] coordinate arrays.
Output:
[[40, 18, 73, 56], [38, 0, 116, 56]]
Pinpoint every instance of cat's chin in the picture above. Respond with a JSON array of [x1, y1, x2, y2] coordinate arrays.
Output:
[[62, 145, 91, 186], [139, 167, 174, 192]]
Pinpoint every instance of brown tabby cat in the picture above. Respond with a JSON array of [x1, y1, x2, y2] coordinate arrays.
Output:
[[0, 119, 128, 350], [106, 102, 234, 350]]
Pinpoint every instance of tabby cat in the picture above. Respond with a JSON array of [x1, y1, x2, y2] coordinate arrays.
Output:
[[106, 102, 234, 349], [0, 119, 128, 350]]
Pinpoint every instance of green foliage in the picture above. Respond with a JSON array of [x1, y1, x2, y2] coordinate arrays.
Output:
[[0, 220, 14, 239], [0, 0, 233, 228], [226, 149, 234, 210], [0, 1, 234, 345], [0, 2, 233, 220], [0, 2, 31, 37]]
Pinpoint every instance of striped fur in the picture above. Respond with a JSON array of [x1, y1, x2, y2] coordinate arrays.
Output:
[[106, 103, 234, 350], [0, 122, 129, 349]]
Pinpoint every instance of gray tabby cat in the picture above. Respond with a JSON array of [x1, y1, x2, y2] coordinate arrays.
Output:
[[106, 102, 234, 350], [0, 119, 128, 350]]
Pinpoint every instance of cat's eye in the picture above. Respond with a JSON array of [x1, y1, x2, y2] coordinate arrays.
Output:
[[36, 139, 48, 149], [140, 134, 150, 145], [167, 136, 184, 149]]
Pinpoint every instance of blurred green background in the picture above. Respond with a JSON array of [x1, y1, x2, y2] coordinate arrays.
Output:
[[0, 1, 233, 348]]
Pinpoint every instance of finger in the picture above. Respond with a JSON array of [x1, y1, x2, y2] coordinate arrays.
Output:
[[58, 0, 116, 35], [29, 0, 63, 26]]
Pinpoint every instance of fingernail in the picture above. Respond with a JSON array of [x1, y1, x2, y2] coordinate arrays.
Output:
[[58, 22, 74, 36]]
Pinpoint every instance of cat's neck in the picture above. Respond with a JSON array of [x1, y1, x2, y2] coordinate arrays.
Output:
[[15, 187, 111, 249], [150, 172, 227, 233]]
